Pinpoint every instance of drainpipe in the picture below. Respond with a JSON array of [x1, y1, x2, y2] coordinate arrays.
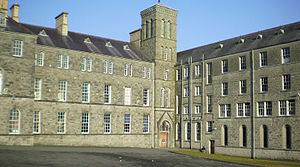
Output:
[[180, 60, 184, 148], [201, 54, 205, 150], [151, 62, 155, 148], [188, 56, 193, 149], [250, 50, 255, 159]]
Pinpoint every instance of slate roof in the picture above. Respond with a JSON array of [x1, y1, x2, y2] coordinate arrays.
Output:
[[5, 17, 152, 62], [177, 21, 300, 65]]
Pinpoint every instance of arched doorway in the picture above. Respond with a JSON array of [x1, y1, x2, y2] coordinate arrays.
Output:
[[160, 121, 170, 148]]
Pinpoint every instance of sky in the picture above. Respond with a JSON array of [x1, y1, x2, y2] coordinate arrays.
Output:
[[6, 0, 300, 52]]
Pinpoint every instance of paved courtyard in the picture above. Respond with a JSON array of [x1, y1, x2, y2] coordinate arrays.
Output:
[[0, 146, 254, 167]]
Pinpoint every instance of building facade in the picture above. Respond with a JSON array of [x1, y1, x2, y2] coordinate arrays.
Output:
[[0, 0, 299, 160]]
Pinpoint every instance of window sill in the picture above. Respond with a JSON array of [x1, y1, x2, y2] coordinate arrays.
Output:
[[259, 91, 268, 94], [218, 117, 231, 119], [81, 133, 89, 135], [104, 132, 111, 134], [277, 115, 295, 117], [206, 84, 212, 86], [235, 116, 250, 119], [12, 55, 23, 58], [239, 93, 247, 96], [256, 116, 272, 118], [221, 95, 228, 97], [205, 132, 212, 135], [281, 89, 291, 92]]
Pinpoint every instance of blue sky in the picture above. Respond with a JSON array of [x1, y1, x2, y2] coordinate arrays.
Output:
[[7, 0, 300, 52]]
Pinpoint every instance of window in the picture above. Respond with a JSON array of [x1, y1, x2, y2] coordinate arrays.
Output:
[[0, 71, 3, 94], [124, 87, 131, 105], [87, 58, 92, 72], [160, 88, 164, 107], [13, 40, 23, 57], [81, 113, 89, 134], [166, 88, 170, 107], [260, 52, 267, 67], [279, 100, 295, 116], [261, 77, 268, 92], [282, 47, 290, 63], [38, 52, 44, 66], [282, 74, 291, 90], [219, 104, 231, 118], [196, 123, 201, 141], [222, 82, 228, 96], [145, 21, 149, 39], [109, 62, 113, 74], [161, 19, 165, 37], [143, 89, 150, 106], [284, 125, 292, 149], [148, 68, 151, 79], [34, 78, 42, 100], [164, 47, 168, 61], [176, 95, 179, 114], [176, 123, 181, 140], [240, 80, 246, 94], [184, 87, 189, 97], [64, 55, 69, 69], [222, 59, 228, 73], [9, 108, 20, 134], [161, 46, 164, 59], [104, 85, 111, 104], [195, 86, 201, 96], [81, 58, 86, 71], [207, 95, 212, 113], [195, 65, 201, 77], [124, 114, 131, 133], [104, 114, 111, 134], [58, 55, 62, 68], [33, 111, 40, 134], [183, 67, 189, 78], [241, 125, 247, 147], [206, 63, 212, 84], [167, 21, 171, 38], [143, 115, 149, 133], [240, 56, 246, 70], [128, 64, 133, 77], [169, 48, 172, 60], [261, 125, 268, 148], [143, 67, 146, 78], [186, 123, 191, 141], [58, 81, 67, 102], [104, 60, 108, 73], [164, 69, 169, 80], [176, 69, 179, 81], [82, 83, 90, 103], [237, 103, 250, 117], [195, 106, 201, 114], [184, 107, 189, 114], [150, 19, 154, 37], [57, 112, 66, 134], [207, 121, 213, 133], [124, 64, 128, 76], [257, 101, 272, 116]]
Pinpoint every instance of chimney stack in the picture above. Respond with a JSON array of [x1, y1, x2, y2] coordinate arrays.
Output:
[[55, 12, 68, 36], [0, 0, 8, 16], [10, 4, 19, 22]]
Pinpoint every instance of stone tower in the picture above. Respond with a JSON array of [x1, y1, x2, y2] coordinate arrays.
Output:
[[132, 2, 178, 148]]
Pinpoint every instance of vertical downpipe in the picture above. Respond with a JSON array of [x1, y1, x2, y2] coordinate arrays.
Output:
[[250, 50, 255, 159], [201, 54, 205, 150], [180, 60, 184, 148], [151, 62, 155, 148], [188, 57, 193, 149]]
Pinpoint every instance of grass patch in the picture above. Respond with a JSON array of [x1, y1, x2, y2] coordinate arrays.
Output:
[[172, 150, 300, 167]]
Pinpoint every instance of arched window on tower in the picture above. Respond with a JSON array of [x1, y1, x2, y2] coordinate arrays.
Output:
[[164, 47, 168, 61], [161, 19, 165, 37], [161, 88, 165, 107], [167, 21, 171, 38], [150, 19, 154, 37], [145, 21, 149, 39]]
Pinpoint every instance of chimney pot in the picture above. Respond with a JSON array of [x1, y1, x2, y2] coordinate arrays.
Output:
[[10, 3, 19, 22], [55, 12, 68, 36]]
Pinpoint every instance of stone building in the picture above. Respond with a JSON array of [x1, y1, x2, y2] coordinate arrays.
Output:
[[0, 0, 299, 160]]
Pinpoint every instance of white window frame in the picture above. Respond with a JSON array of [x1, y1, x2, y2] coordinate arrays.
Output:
[[81, 113, 89, 134], [160, 88, 165, 107], [38, 52, 44, 66], [195, 122, 201, 141], [104, 114, 111, 134], [104, 60, 108, 73], [239, 56, 246, 70], [104, 85, 112, 104], [257, 101, 272, 117], [206, 63, 212, 84], [207, 95, 212, 113], [87, 58, 92, 72], [82, 83, 90, 103], [222, 82, 228, 96], [240, 80, 246, 94], [33, 111, 40, 134], [183, 87, 189, 97], [57, 112, 66, 134], [124, 114, 131, 133], [260, 77, 268, 92], [64, 55, 69, 69], [164, 69, 169, 80], [143, 115, 149, 133], [148, 68, 151, 79], [282, 74, 291, 90], [143, 67, 146, 78], [13, 40, 23, 57], [129, 64, 133, 77], [282, 47, 290, 64], [124, 87, 131, 105], [164, 47, 168, 61], [260, 52, 267, 67], [58, 55, 63, 68], [109, 62, 114, 74], [195, 65, 201, 76], [195, 86, 201, 96], [58, 80, 67, 102], [279, 100, 295, 116], [81, 58, 86, 71], [176, 69, 179, 81], [184, 67, 189, 78], [207, 121, 213, 133], [195, 106, 201, 114], [124, 64, 128, 76], [34, 78, 42, 100], [9, 108, 20, 134], [166, 88, 170, 107], [222, 59, 228, 73], [143, 89, 150, 106], [185, 122, 191, 141], [237, 103, 250, 117], [184, 107, 189, 114], [219, 104, 231, 118]]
